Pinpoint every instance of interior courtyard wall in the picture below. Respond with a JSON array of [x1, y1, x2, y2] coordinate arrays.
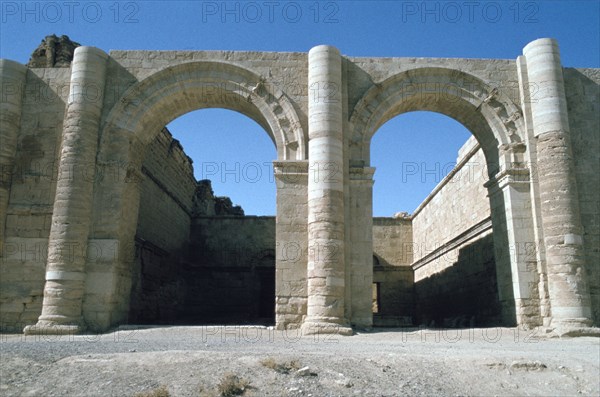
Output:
[[372, 217, 414, 326], [412, 137, 491, 274], [410, 138, 501, 325], [127, 127, 197, 324], [188, 216, 276, 324]]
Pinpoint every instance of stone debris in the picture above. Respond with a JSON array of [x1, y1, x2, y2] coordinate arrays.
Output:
[[509, 361, 548, 372], [296, 367, 316, 377]]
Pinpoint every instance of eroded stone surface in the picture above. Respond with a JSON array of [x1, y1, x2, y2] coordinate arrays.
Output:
[[27, 34, 80, 68]]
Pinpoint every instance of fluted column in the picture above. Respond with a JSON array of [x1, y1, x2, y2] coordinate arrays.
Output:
[[302, 45, 352, 335], [25, 47, 108, 335], [523, 38, 592, 331], [0, 60, 27, 257]]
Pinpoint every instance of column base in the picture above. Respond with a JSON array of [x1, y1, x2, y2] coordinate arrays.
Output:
[[550, 318, 598, 337], [300, 320, 353, 336], [23, 319, 86, 335]]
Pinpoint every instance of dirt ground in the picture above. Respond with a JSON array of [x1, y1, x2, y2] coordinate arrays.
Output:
[[1, 326, 599, 397]]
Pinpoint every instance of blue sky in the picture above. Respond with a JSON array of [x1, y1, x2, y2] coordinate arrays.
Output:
[[1, 1, 598, 215]]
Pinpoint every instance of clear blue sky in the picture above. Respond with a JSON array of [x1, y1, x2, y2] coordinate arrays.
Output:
[[2, 1, 598, 215]]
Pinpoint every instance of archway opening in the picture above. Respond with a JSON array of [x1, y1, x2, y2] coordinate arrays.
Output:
[[371, 111, 502, 328], [128, 109, 277, 326], [372, 111, 471, 216]]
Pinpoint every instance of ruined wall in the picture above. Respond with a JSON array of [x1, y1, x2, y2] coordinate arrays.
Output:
[[136, 128, 195, 251], [564, 68, 600, 325], [0, 67, 70, 329], [372, 217, 414, 326], [411, 137, 500, 326], [186, 216, 276, 324], [128, 127, 196, 324], [3, 42, 599, 333]]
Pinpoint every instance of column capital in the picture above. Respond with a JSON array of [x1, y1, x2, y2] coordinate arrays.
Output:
[[349, 166, 375, 183], [273, 160, 308, 174], [484, 166, 531, 193]]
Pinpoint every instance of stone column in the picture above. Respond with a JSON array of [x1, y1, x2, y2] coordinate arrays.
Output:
[[0, 60, 27, 257], [516, 55, 551, 326], [523, 38, 592, 331], [25, 47, 108, 335], [302, 45, 352, 335]]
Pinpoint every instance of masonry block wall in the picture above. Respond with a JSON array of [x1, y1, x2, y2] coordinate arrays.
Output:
[[274, 161, 309, 329]]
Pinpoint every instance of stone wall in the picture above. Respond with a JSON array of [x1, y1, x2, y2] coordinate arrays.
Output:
[[373, 217, 413, 267], [412, 137, 491, 272], [186, 216, 276, 324], [372, 217, 414, 326], [564, 68, 600, 325], [127, 127, 196, 324], [0, 67, 70, 329], [128, 239, 186, 324]]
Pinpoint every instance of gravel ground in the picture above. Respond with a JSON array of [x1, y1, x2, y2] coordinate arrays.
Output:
[[1, 326, 598, 397]]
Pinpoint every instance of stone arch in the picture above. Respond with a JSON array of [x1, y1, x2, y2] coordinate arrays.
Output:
[[100, 61, 306, 161], [349, 67, 525, 176], [88, 61, 306, 329], [348, 66, 539, 327]]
